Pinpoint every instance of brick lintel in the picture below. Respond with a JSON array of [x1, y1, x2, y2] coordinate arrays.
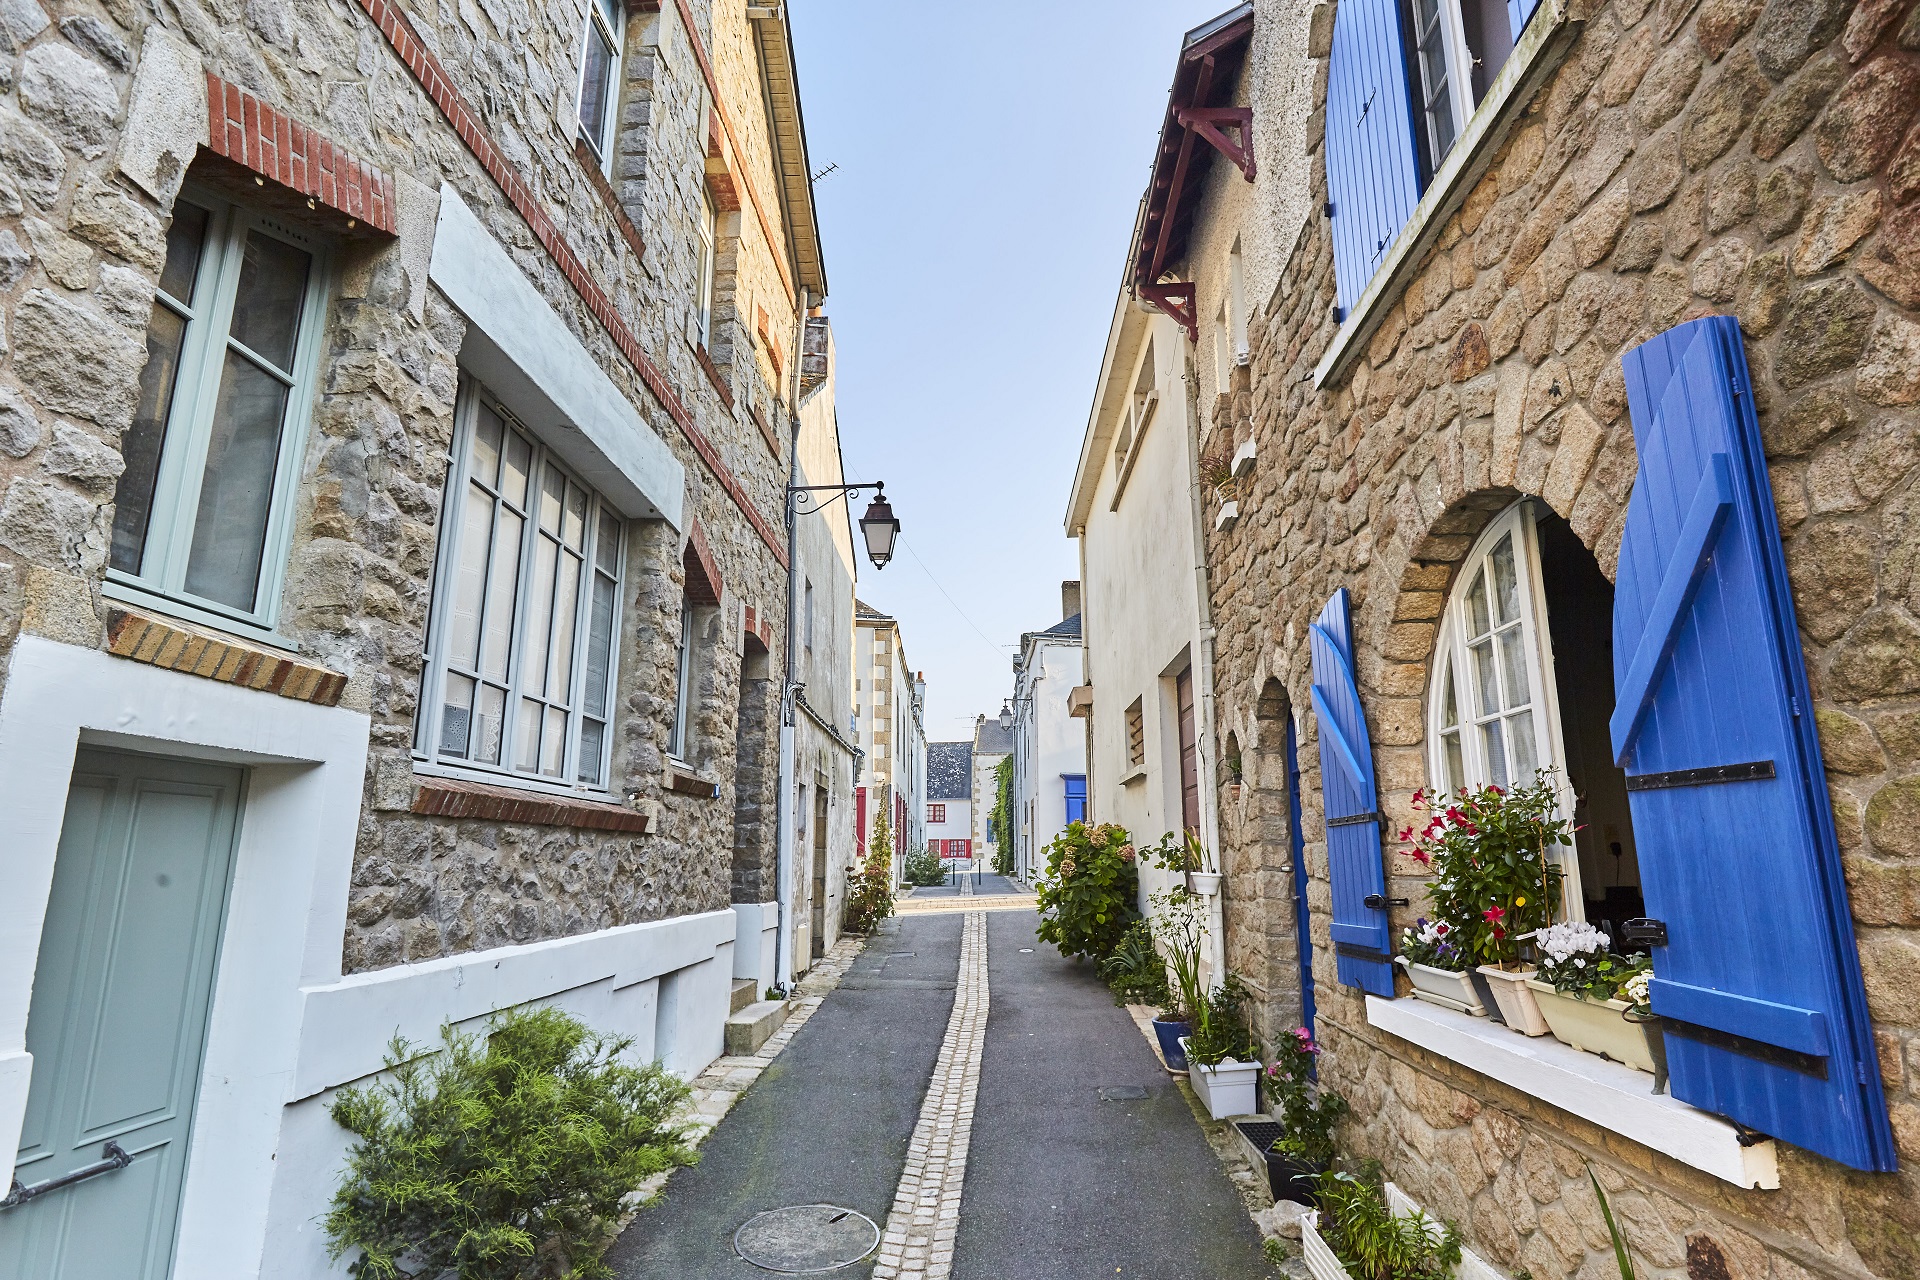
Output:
[[411, 776, 651, 832], [103, 605, 348, 705]]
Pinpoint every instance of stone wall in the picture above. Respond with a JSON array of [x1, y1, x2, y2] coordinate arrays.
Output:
[[0, 0, 807, 973], [1206, 0, 1920, 1273]]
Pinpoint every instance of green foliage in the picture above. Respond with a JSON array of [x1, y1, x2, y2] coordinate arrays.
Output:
[[1263, 1237, 1289, 1266], [324, 1007, 695, 1280], [1400, 774, 1571, 968], [990, 756, 1014, 876], [1147, 887, 1206, 1023], [1313, 1169, 1462, 1280], [1141, 829, 1217, 875], [902, 844, 946, 886], [1589, 1167, 1638, 1280], [1096, 919, 1171, 1006], [844, 785, 898, 934], [1264, 1028, 1348, 1165], [1034, 821, 1140, 960], [1186, 974, 1259, 1068]]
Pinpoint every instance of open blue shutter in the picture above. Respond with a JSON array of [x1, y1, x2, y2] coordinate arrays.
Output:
[[1615, 316, 1895, 1173], [1324, 0, 1423, 318], [1309, 589, 1394, 997], [1507, 0, 1541, 39]]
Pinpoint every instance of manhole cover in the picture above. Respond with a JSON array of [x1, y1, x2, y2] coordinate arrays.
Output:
[[734, 1204, 879, 1274]]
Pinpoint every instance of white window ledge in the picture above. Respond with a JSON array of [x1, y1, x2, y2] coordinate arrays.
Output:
[[1118, 765, 1147, 786], [1366, 995, 1779, 1190], [1314, 0, 1580, 389]]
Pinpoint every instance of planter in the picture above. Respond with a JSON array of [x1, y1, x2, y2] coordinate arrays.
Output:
[[1187, 871, 1222, 895], [1230, 1120, 1326, 1205], [1180, 1036, 1260, 1119], [1466, 968, 1508, 1025], [1394, 956, 1486, 1015], [1527, 980, 1663, 1073], [1476, 965, 1550, 1036], [1151, 1016, 1192, 1071]]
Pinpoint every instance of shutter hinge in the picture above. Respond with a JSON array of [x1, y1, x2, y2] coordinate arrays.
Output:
[[1324, 201, 1335, 218], [1731, 372, 1746, 397], [1363, 893, 1410, 909], [1622, 918, 1668, 947]]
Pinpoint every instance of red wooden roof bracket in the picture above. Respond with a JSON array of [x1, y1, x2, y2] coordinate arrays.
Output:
[[1175, 106, 1256, 182], [1139, 281, 1199, 344]]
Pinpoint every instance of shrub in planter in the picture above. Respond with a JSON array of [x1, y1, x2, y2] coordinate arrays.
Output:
[[1394, 917, 1485, 1015], [325, 1007, 696, 1280], [902, 844, 946, 887], [1034, 821, 1140, 960], [1186, 976, 1259, 1068], [1310, 1169, 1461, 1280], [1097, 919, 1171, 1006], [1263, 1028, 1348, 1203], [1535, 921, 1649, 1001], [1146, 887, 1206, 1024], [1399, 775, 1572, 969]]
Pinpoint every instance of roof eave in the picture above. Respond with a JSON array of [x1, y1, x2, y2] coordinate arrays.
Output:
[[750, 5, 827, 300]]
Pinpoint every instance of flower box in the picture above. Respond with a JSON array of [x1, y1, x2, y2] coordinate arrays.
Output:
[[1527, 980, 1662, 1073], [1179, 1037, 1260, 1119], [1394, 956, 1486, 1015], [1476, 965, 1550, 1036], [1301, 1186, 1505, 1280]]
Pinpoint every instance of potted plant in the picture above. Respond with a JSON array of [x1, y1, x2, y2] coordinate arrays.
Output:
[[1300, 1169, 1462, 1280], [1401, 776, 1571, 1037], [1393, 917, 1484, 1015], [1147, 886, 1206, 1071], [1147, 829, 1222, 895], [1181, 977, 1261, 1120], [1261, 1028, 1348, 1204], [1527, 922, 1661, 1073]]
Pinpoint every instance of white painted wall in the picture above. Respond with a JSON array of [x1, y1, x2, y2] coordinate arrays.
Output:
[[1012, 633, 1087, 882]]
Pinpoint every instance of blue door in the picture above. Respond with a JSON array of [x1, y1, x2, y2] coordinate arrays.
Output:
[[0, 750, 244, 1277], [1614, 316, 1895, 1172], [1309, 589, 1395, 997]]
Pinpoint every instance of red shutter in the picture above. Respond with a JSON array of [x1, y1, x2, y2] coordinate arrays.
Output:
[[1177, 668, 1200, 834]]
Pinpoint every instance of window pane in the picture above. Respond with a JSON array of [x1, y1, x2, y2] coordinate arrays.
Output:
[[441, 672, 475, 757], [1481, 720, 1509, 788], [549, 551, 581, 702], [525, 536, 559, 695], [1440, 662, 1459, 730], [502, 429, 531, 506], [584, 572, 616, 713], [516, 697, 543, 771], [1508, 711, 1539, 780], [578, 718, 605, 786], [1490, 533, 1520, 624], [475, 684, 506, 765], [538, 465, 565, 535], [227, 232, 310, 371], [1497, 626, 1531, 709], [472, 404, 504, 488], [110, 304, 190, 575], [1466, 567, 1491, 637], [1442, 729, 1464, 793], [595, 509, 620, 575], [1470, 637, 1499, 717], [158, 202, 210, 304], [564, 484, 587, 550], [447, 483, 492, 669], [183, 350, 290, 609], [579, 20, 614, 154], [541, 705, 567, 777], [480, 509, 523, 684]]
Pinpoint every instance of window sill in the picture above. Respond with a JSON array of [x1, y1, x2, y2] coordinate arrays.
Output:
[[103, 577, 288, 650], [1118, 765, 1147, 786], [665, 762, 721, 799], [410, 774, 650, 833], [1365, 995, 1779, 1189], [101, 604, 348, 706], [1313, 0, 1580, 389]]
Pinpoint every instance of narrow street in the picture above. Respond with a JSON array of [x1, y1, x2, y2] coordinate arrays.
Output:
[[609, 898, 1275, 1279]]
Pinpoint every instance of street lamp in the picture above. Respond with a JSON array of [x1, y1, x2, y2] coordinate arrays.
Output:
[[790, 481, 901, 571], [998, 701, 1014, 734]]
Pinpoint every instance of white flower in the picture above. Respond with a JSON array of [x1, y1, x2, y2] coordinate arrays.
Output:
[[1537, 920, 1607, 965]]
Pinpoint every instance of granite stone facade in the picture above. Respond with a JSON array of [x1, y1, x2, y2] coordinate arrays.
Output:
[[1202, 0, 1920, 1274]]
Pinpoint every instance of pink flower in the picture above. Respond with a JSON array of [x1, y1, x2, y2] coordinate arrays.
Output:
[[1410, 848, 1431, 865], [1119, 843, 1137, 862], [1398, 825, 1414, 842]]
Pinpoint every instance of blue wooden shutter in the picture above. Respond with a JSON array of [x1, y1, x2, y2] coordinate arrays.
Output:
[[1507, 0, 1541, 39], [1324, 0, 1424, 318], [1615, 316, 1895, 1173], [1309, 589, 1394, 997]]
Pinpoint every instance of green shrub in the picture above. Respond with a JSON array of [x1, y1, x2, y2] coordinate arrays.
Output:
[[1314, 1168, 1461, 1280], [324, 1007, 695, 1280], [1096, 919, 1170, 1005], [843, 840, 895, 934], [1186, 974, 1260, 1068], [990, 757, 1014, 875], [902, 844, 946, 886], [1034, 821, 1139, 960], [1264, 1027, 1348, 1164]]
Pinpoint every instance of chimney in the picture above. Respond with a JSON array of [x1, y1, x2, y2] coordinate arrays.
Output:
[[1061, 580, 1082, 621]]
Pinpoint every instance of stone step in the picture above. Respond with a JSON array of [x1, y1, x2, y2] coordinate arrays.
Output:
[[730, 978, 757, 1015], [724, 999, 792, 1057]]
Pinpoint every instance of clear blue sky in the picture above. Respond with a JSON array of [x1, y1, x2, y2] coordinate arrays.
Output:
[[789, 0, 1230, 745]]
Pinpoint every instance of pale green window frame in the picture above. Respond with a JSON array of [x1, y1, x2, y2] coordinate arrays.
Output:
[[415, 380, 627, 794], [105, 187, 332, 639]]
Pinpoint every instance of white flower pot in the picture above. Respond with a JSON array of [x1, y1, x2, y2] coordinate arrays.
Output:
[[1476, 965, 1550, 1036], [1527, 980, 1662, 1073], [1394, 956, 1486, 1015], [1179, 1036, 1260, 1119], [1187, 871, 1222, 895], [1300, 1212, 1354, 1280]]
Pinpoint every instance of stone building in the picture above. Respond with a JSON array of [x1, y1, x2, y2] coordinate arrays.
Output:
[[1009, 582, 1088, 882], [0, 0, 842, 1273], [1168, 0, 1920, 1275], [925, 738, 973, 859], [854, 597, 927, 880]]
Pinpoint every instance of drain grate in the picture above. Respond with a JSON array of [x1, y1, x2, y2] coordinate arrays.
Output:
[[733, 1204, 879, 1274], [1098, 1085, 1149, 1101]]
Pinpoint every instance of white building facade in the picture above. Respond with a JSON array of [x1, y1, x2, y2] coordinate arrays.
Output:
[[853, 602, 928, 882], [970, 715, 1013, 865], [925, 741, 973, 860], [1009, 585, 1089, 883]]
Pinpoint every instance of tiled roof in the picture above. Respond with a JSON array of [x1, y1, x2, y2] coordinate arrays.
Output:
[[1041, 612, 1082, 638], [928, 741, 972, 798], [973, 720, 1014, 754], [855, 598, 891, 622]]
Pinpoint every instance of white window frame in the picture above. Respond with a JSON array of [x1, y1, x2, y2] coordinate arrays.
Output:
[[669, 596, 696, 763], [694, 183, 717, 349], [1426, 500, 1582, 915], [106, 187, 331, 640], [1405, 0, 1477, 174], [416, 381, 626, 794], [576, 0, 625, 169]]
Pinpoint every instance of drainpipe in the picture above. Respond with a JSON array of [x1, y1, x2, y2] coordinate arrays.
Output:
[[774, 286, 811, 993], [1183, 349, 1226, 992]]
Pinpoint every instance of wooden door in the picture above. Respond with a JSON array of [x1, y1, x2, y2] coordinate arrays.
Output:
[[1176, 667, 1200, 835], [810, 785, 829, 957], [1, 750, 244, 1279]]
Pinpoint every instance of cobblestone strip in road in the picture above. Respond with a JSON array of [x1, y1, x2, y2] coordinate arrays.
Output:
[[872, 911, 988, 1280], [894, 894, 1035, 915]]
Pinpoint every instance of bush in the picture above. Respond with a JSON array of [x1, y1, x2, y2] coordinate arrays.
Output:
[[1096, 919, 1170, 1005], [1186, 974, 1259, 1068], [902, 844, 946, 886], [1034, 821, 1139, 960], [843, 839, 895, 934], [990, 757, 1014, 876], [1314, 1167, 1461, 1280], [1264, 1027, 1348, 1165], [325, 1007, 695, 1280]]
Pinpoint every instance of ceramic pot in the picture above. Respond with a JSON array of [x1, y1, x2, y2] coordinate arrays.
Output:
[[1527, 980, 1662, 1073], [1475, 965, 1550, 1035], [1265, 1152, 1328, 1206], [1151, 1016, 1192, 1071], [1394, 956, 1487, 1015], [1180, 1036, 1260, 1119], [1187, 871, 1223, 895]]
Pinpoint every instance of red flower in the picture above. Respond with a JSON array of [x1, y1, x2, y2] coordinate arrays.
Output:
[[1445, 806, 1466, 824], [1412, 788, 1426, 806], [1398, 826, 1414, 842], [1482, 905, 1506, 924], [1487, 784, 1503, 796], [1410, 848, 1431, 865]]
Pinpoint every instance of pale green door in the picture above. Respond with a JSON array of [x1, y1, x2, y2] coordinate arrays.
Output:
[[0, 749, 243, 1279]]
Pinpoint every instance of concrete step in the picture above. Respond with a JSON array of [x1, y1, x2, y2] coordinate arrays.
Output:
[[725, 999, 793, 1057], [730, 978, 758, 1015]]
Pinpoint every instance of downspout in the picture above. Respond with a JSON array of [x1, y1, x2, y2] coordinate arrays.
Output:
[[774, 285, 810, 992], [1183, 347, 1227, 992]]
